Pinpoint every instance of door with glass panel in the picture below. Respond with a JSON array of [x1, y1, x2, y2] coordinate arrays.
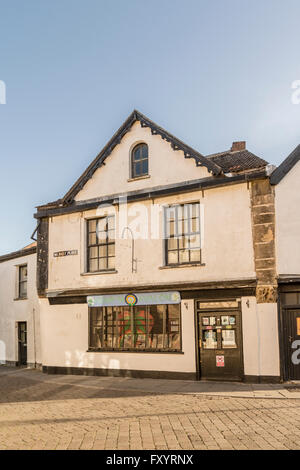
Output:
[[282, 308, 300, 380], [196, 300, 243, 381]]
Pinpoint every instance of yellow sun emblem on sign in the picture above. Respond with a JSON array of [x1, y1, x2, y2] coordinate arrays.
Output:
[[125, 294, 137, 306]]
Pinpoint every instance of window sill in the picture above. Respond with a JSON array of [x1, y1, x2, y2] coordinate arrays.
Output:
[[159, 263, 206, 270], [87, 348, 184, 354], [81, 269, 118, 276], [14, 297, 28, 301], [127, 175, 150, 182]]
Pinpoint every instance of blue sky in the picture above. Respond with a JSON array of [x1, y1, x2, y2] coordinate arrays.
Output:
[[1, 0, 300, 254]]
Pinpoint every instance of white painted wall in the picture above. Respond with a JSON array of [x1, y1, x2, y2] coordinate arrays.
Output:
[[74, 121, 210, 202], [48, 183, 256, 293], [0, 253, 41, 366], [275, 160, 300, 276], [241, 297, 280, 377]]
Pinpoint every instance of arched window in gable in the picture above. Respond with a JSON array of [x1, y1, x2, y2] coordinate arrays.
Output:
[[131, 143, 149, 178]]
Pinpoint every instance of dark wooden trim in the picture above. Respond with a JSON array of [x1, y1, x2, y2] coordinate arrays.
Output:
[[37, 218, 49, 297], [49, 296, 87, 305], [46, 279, 257, 300], [87, 349, 184, 354], [181, 287, 256, 299], [277, 291, 286, 382], [0, 246, 36, 264], [278, 278, 300, 287], [35, 170, 267, 219], [42, 365, 197, 381], [270, 144, 300, 185]]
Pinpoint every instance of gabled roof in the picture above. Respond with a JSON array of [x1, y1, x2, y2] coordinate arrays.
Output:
[[61, 110, 223, 205], [270, 144, 300, 185], [207, 149, 268, 174]]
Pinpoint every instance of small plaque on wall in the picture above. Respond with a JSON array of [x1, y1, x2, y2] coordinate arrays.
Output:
[[54, 250, 78, 258]]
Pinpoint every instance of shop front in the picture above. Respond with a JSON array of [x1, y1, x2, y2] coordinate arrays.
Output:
[[85, 290, 245, 382], [87, 291, 182, 353]]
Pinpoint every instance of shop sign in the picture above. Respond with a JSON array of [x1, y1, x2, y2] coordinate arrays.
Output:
[[87, 291, 181, 307]]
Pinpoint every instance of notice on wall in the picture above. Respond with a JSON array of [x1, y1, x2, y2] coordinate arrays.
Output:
[[54, 250, 78, 257], [297, 317, 300, 336], [216, 355, 225, 367]]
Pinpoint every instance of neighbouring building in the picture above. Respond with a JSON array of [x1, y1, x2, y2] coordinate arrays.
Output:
[[0, 242, 41, 368], [271, 145, 300, 381], [32, 110, 281, 382]]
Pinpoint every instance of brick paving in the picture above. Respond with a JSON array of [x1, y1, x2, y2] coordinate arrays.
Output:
[[0, 367, 300, 450]]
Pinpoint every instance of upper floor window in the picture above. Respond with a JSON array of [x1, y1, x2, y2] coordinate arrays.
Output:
[[87, 216, 115, 272], [131, 143, 148, 178], [165, 203, 201, 266], [18, 265, 28, 299]]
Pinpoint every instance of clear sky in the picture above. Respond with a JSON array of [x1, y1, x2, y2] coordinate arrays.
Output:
[[1, 0, 300, 254]]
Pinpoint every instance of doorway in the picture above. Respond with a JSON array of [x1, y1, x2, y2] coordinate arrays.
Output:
[[18, 322, 27, 366], [282, 309, 300, 381], [196, 300, 244, 381]]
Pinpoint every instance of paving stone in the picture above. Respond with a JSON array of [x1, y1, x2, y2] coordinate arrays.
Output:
[[0, 367, 300, 450]]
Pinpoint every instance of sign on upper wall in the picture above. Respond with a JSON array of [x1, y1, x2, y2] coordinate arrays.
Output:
[[53, 250, 78, 258]]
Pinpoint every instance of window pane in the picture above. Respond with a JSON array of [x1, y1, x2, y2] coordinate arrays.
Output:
[[179, 250, 189, 263], [135, 161, 142, 176], [168, 238, 177, 250], [167, 304, 181, 350], [99, 258, 107, 270], [133, 307, 147, 349], [189, 234, 200, 249], [88, 233, 97, 245], [202, 329, 217, 349], [148, 305, 165, 349], [108, 217, 115, 230], [20, 266, 27, 282], [107, 257, 115, 269], [142, 159, 148, 174], [89, 247, 98, 259], [222, 330, 237, 348], [88, 220, 97, 232], [178, 237, 188, 249], [134, 147, 141, 161], [89, 258, 98, 272], [97, 218, 107, 232], [99, 245, 107, 257], [108, 230, 115, 241], [141, 145, 148, 159], [97, 230, 107, 242], [190, 250, 201, 262], [191, 217, 199, 233], [108, 244, 115, 256], [19, 281, 27, 298], [168, 251, 178, 264]]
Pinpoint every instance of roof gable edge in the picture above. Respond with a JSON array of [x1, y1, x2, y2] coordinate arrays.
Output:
[[62, 110, 222, 204]]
